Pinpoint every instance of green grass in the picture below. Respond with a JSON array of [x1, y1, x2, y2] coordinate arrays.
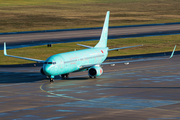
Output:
[[1, 34, 180, 65], [0, 0, 180, 32], [0, 0, 156, 6]]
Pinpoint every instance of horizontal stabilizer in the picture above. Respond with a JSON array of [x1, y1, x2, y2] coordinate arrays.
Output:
[[77, 44, 93, 49], [108, 45, 143, 51]]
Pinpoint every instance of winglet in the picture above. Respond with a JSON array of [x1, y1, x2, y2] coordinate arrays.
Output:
[[4, 42, 7, 56], [169, 45, 176, 58]]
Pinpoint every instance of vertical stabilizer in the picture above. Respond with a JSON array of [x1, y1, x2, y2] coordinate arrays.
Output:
[[95, 11, 110, 48]]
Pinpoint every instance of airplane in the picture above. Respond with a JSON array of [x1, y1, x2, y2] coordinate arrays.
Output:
[[4, 11, 176, 82]]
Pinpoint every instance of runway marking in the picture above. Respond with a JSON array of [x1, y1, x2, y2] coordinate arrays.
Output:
[[40, 83, 91, 101], [40, 82, 180, 110], [40, 83, 142, 109], [37, 59, 180, 111]]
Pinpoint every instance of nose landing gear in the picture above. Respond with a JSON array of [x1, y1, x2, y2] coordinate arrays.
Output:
[[50, 78, 54, 82], [50, 76, 54, 83]]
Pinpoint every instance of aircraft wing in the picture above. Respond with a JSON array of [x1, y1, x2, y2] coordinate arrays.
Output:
[[76, 45, 176, 70], [4, 42, 45, 63], [79, 64, 99, 69], [102, 45, 176, 65], [108, 45, 143, 51]]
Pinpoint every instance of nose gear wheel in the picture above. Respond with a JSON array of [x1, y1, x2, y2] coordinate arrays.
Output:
[[50, 78, 54, 82]]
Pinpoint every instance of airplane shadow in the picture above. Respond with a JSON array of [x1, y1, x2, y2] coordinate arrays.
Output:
[[0, 72, 47, 83], [60, 77, 89, 81], [0, 63, 91, 83], [0, 63, 43, 68], [0, 63, 45, 83], [0, 71, 90, 83]]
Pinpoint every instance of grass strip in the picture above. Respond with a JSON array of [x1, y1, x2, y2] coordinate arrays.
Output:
[[0, 0, 180, 32], [0, 34, 180, 65]]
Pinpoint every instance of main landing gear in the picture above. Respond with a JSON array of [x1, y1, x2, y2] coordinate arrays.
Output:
[[48, 74, 69, 82], [89, 76, 96, 78], [61, 74, 69, 79]]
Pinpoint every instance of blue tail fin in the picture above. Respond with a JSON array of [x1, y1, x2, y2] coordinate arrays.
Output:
[[95, 11, 110, 48]]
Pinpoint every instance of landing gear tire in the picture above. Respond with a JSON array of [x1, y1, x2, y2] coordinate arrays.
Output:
[[50, 78, 54, 82], [61, 74, 65, 79], [61, 74, 69, 79], [89, 76, 96, 78], [65, 74, 69, 78]]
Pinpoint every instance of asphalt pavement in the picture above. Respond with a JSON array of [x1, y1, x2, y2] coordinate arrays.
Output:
[[0, 55, 180, 119], [0, 23, 180, 50]]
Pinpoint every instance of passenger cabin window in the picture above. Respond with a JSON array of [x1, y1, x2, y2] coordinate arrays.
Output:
[[44, 62, 56, 64]]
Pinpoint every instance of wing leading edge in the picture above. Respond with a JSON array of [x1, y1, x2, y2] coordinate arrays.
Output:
[[77, 44, 93, 48], [4, 42, 45, 63]]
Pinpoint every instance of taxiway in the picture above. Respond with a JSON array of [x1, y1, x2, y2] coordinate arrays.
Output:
[[0, 23, 180, 50], [0, 55, 180, 119]]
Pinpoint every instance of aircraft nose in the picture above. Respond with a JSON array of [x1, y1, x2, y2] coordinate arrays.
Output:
[[43, 65, 52, 75]]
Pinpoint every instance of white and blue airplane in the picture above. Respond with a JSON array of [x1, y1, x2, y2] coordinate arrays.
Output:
[[4, 11, 176, 82]]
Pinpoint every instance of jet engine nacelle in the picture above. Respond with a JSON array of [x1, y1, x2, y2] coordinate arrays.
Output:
[[88, 66, 103, 77], [40, 67, 46, 75]]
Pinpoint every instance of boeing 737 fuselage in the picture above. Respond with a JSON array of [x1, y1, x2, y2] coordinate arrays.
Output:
[[41, 47, 108, 81]]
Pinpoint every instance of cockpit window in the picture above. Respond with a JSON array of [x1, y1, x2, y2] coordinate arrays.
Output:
[[44, 62, 56, 64]]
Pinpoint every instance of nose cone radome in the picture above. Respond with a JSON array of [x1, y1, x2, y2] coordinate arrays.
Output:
[[43, 65, 52, 75]]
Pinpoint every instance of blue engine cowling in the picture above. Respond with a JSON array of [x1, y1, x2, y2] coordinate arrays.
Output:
[[88, 66, 103, 77]]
